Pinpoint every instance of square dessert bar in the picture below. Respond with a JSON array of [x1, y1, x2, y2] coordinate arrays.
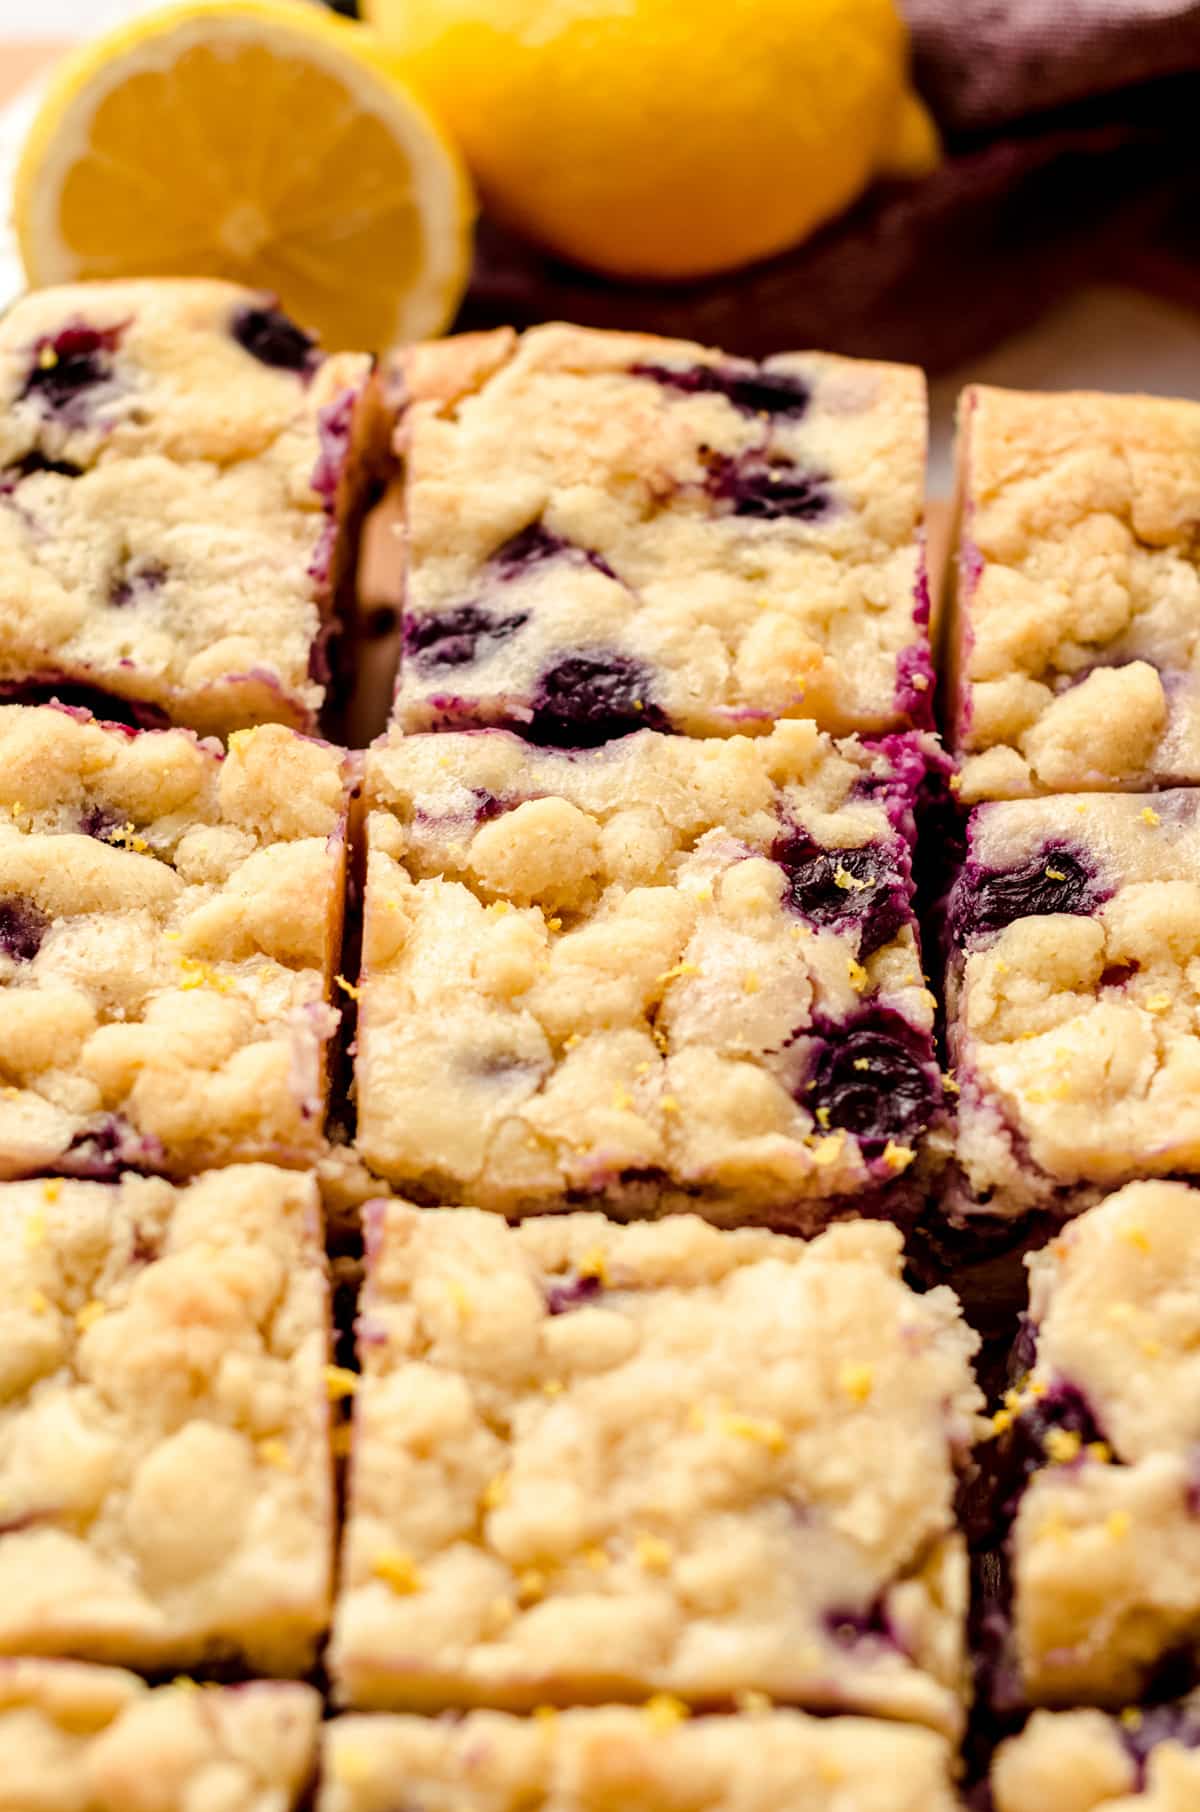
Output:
[[946, 789, 1200, 1222], [0, 1660, 318, 1812], [0, 278, 384, 736], [948, 384, 1200, 803], [357, 720, 944, 1227], [992, 1702, 1200, 1812], [985, 1182, 1200, 1709], [0, 704, 351, 1179], [319, 1708, 962, 1812], [0, 1166, 333, 1672], [392, 323, 932, 741], [330, 1206, 982, 1732]]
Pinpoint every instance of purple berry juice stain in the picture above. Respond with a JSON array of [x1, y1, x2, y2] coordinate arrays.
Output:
[[0, 897, 49, 963], [19, 321, 125, 424]]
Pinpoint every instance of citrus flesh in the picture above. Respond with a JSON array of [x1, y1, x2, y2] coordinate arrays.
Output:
[[15, 0, 475, 351]]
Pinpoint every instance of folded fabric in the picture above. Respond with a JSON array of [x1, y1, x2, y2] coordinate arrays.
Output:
[[907, 0, 1200, 129]]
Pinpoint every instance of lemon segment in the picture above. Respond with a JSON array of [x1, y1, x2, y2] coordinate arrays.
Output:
[[14, 0, 475, 351], [366, 0, 937, 282]]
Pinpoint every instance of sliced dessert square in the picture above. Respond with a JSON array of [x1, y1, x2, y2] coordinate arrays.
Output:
[[392, 325, 932, 740], [0, 1166, 333, 1672], [948, 384, 1200, 802], [329, 1204, 981, 1732], [0, 703, 351, 1179], [0, 1659, 318, 1811], [985, 1182, 1200, 1709], [357, 720, 943, 1228], [319, 1706, 962, 1812], [992, 1700, 1200, 1811], [946, 789, 1200, 1223], [0, 279, 384, 735]]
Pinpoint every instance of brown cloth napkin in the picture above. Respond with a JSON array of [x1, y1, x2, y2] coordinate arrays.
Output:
[[456, 1, 1200, 371]]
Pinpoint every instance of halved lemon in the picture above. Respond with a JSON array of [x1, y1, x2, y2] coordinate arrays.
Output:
[[13, 0, 475, 351]]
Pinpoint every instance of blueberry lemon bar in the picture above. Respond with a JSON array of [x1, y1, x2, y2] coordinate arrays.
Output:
[[984, 1182, 1200, 1708], [0, 1166, 333, 1672], [948, 385, 1200, 802], [392, 324, 932, 739], [0, 279, 383, 735], [319, 1707, 962, 1812], [991, 1701, 1200, 1811], [946, 789, 1200, 1222], [0, 1660, 318, 1812], [0, 704, 351, 1179], [357, 720, 943, 1226], [330, 1206, 981, 1730]]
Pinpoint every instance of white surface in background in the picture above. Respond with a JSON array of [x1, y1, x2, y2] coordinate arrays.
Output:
[[2, 3, 1200, 497], [928, 286, 1200, 493]]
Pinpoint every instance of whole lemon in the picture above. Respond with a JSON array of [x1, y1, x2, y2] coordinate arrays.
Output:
[[365, 0, 937, 281]]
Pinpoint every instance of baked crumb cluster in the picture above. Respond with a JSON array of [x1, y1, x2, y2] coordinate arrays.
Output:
[[948, 385, 1200, 804], [983, 1183, 1200, 1710], [0, 1660, 319, 1812], [318, 1707, 962, 1812], [332, 1206, 981, 1733], [945, 789, 1200, 1221], [392, 324, 933, 740], [358, 721, 942, 1224], [0, 1167, 332, 1674], [9, 286, 1200, 1804], [0, 279, 383, 737], [992, 1699, 1200, 1811], [0, 703, 350, 1179]]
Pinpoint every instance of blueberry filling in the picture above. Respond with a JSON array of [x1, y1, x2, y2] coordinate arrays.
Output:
[[61, 1116, 141, 1181], [545, 1273, 603, 1315], [989, 1378, 1109, 1520], [0, 451, 84, 493], [108, 558, 166, 609], [825, 1597, 907, 1654], [490, 519, 617, 583], [799, 1009, 938, 1154], [1120, 1701, 1200, 1783], [231, 303, 316, 373], [20, 321, 124, 417], [631, 360, 810, 420], [311, 388, 354, 504], [78, 804, 122, 841], [772, 829, 907, 958], [705, 453, 831, 521], [951, 845, 1105, 942], [472, 789, 508, 824], [526, 652, 670, 747], [405, 604, 530, 673], [0, 897, 49, 963], [1101, 959, 1140, 989]]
